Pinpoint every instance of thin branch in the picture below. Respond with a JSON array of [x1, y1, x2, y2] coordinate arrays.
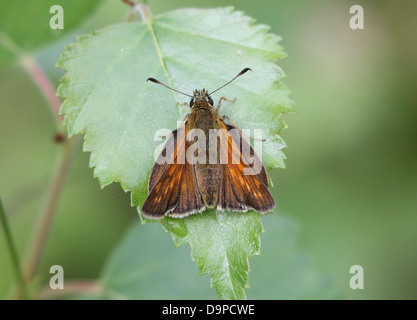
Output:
[[15, 53, 80, 295], [123, 0, 152, 24], [20, 55, 64, 129], [0, 31, 25, 57], [122, 0, 136, 7], [135, 3, 152, 25], [0, 198, 29, 299], [122, 0, 148, 7], [22, 137, 79, 287]]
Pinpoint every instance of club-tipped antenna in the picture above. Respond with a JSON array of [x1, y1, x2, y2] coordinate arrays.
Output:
[[208, 68, 252, 96], [146, 77, 193, 98]]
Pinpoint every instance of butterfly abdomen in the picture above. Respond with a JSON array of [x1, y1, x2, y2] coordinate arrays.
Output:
[[189, 106, 222, 208]]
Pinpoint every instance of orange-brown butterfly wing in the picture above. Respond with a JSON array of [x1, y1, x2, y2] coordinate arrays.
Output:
[[224, 123, 269, 187], [142, 122, 204, 218], [218, 120, 275, 213], [148, 128, 179, 192]]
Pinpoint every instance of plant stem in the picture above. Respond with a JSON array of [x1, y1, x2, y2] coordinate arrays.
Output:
[[123, 0, 152, 24], [122, 0, 136, 7], [18, 55, 80, 296], [135, 3, 153, 25], [0, 32, 25, 57], [20, 55, 64, 130], [122, 0, 148, 8], [0, 198, 29, 299], [23, 137, 78, 287]]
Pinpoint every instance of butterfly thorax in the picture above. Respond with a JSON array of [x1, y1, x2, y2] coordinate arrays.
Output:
[[186, 90, 221, 209]]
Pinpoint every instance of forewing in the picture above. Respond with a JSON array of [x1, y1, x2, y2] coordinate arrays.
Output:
[[148, 128, 180, 192], [224, 123, 268, 187], [142, 122, 204, 218], [218, 120, 275, 213]]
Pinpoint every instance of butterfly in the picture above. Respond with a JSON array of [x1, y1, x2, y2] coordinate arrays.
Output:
[[142, 68, 275, 218]]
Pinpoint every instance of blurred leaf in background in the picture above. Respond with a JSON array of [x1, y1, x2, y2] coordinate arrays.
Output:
[[0, 0, 133, 298], [94, 214, 336, 299], [0, 0, 100, 69]]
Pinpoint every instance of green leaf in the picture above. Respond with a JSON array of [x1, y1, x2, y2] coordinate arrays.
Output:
[[99, 220, 217, 300], [0, 0, 100, 69], [57, 7, 294, 299], [248, 214, 338, 299], [89, 214, 335, 300], [161, 210, 263, 299]]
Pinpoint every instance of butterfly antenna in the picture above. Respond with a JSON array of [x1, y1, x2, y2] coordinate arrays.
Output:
[[146, 78, 193, 98], [208, 68, 252, 96]]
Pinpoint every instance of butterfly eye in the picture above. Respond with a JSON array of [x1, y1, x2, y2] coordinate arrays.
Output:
[[190, 98, 194, 107], [208, 96, 213, 106]]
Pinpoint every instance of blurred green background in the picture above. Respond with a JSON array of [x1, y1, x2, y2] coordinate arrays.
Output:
[[1, 0, 416, 299]]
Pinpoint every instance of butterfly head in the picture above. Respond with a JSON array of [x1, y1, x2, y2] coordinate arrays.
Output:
[[190, 89, 213, 107]]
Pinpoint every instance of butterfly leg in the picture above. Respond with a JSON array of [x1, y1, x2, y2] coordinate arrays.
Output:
[[216, 96, 237, 112], [221, 115, 266, 141]]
